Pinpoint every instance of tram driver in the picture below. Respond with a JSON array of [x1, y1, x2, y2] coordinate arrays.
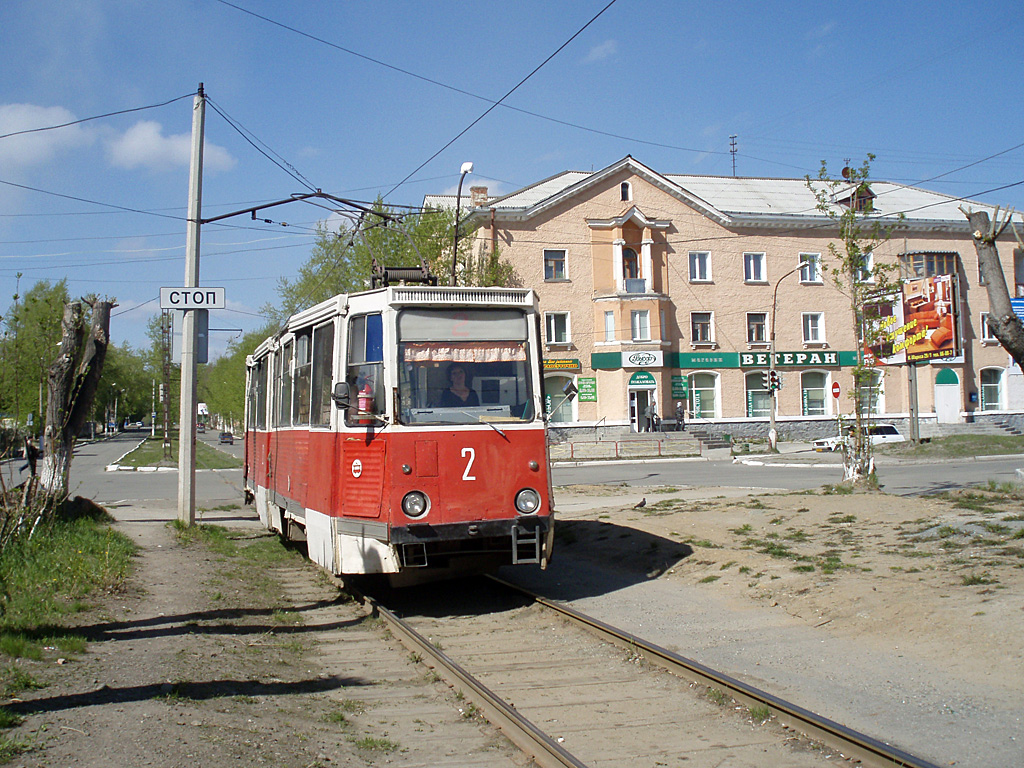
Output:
[[437, 363, 479, 408]]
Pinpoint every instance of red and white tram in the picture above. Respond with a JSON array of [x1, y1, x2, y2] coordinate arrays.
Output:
[[244, 285, 554, 584]]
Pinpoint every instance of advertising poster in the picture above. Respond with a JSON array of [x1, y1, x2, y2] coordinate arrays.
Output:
[[864, 274, 961, 365]]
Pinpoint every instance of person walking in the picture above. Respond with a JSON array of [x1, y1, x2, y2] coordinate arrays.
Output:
[[674, 401, 686, 432], [643, 403, 655, 432]]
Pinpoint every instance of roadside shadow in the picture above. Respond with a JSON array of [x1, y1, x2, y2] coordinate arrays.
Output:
[[7, 675, 369, 716], [5, 599, 362, 646]]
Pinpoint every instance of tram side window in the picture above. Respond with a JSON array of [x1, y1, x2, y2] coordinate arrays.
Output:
[[292, 330, 312, 425], [275, 342, 293, 427], [246, 359, 266, 431], [345, 313, 384, 426], [310, 321, 335, 427], [255, 360, 268, 430]]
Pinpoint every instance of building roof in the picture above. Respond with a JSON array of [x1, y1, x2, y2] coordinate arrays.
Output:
[[441, 156, 1017, 234]]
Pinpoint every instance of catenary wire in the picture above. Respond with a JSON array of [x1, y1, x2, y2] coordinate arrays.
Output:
[[0, 93, 195, 141]]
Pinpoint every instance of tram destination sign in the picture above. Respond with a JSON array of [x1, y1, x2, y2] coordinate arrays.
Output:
[[160, 287, 226, 310]]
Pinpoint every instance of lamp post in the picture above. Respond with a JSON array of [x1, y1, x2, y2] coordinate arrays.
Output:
[[450, 161, 474, 287], [769, 264, 802, 451]]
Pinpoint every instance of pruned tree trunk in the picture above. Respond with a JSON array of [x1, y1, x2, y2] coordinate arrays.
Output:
[[39, 300, 113, 499], [963, 209, 1024, 369]]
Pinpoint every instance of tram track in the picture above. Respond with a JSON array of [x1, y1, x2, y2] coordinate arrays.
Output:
[[358, 576, 942, 768]]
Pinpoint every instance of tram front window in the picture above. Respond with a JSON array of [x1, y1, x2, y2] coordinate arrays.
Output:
[[397, 309, 536, 425]]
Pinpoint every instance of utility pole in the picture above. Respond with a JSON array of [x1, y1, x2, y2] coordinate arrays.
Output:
[[730, 135, 738, 177], [177, 83, 205, 527]]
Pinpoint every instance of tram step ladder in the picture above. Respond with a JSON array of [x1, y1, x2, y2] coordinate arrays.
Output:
[[511, 522, 541, 565]]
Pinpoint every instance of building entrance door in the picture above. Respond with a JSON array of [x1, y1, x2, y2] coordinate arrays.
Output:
[[629, 389, 655, 432]]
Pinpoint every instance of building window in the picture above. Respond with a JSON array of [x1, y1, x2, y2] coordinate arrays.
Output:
[[544, 249, 566, 281], [689, 372, 719, 419], [744, 252, 766, 283], [799, 253, 822, 283], [623, 248, 639, 280], [980, 313, 998, 342], [856, 251, 874, 283], [689, 251, 711, 282], [691, 312, 713, 343], [747, 312, 767, 344], [856, 368, 883, 415], [980, 368, 1003, 411], [801, 371, 827, 416], [545, 312, 570, 344], [744, 372, 772, 418], [544, 375, 576, 423], [899, 252, 958, 279], [604, 310, 615, 342], [631, 310, 650, 341], [802, 312, 825, 344], [620, 182, 631, 201]]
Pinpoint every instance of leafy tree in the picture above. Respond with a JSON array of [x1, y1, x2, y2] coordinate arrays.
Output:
[[808, 156, 902, 484], [0, 277, 69, 432], [198, 323, 276, 432], [265, 202, 516, 322]]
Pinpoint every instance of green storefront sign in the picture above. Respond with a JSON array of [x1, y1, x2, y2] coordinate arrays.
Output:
[[578, 377, 597, 402], [592, 350, 857, 370]]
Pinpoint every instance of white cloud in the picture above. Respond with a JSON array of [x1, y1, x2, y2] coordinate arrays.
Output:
[[106, 120, 236, 172], [806, 22, 836, 40], [583, 40, 618, 63], [0, 103, 94, 169]]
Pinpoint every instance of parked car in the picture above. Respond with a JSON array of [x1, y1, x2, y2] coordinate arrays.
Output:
[[218, 431, 233, 445], [197, 423, 206, 433], [813, 424, 905, 452]]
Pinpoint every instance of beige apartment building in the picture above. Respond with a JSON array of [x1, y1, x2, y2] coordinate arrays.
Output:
[[429, 156, 1024, 439]]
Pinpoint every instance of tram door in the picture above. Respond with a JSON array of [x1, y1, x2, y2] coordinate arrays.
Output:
[[628, 389, 655, 432]]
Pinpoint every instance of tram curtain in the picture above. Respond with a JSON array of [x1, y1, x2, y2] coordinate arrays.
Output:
[[402, 341, 526, 363]]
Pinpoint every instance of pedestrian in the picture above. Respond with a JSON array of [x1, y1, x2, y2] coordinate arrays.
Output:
[[22, 437, 40, 476], [674, 401, 686, 432], [643, 403, 655, 433]]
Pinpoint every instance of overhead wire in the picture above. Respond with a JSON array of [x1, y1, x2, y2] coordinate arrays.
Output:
[[0, 93, 195, 141]]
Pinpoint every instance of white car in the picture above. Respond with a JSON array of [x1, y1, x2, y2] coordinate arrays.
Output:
[[813, 424, 905, 452]]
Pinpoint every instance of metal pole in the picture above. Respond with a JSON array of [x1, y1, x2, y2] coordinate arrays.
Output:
[[907, 363, 920, 442], [769, 264, 802, 451], [177, 84, 205, 526], [450, 162, 473, 287]]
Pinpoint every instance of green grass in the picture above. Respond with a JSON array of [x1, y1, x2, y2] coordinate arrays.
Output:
[[117, 436, 242, 470], [0, 512, 135, 660], [885, 434, 1024, 459], [352, 736, 399, 752]]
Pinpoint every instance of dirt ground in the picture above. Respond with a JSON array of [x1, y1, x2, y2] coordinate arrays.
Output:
[[4, 479, 1023, 766], [552, 482, 1024, 705]]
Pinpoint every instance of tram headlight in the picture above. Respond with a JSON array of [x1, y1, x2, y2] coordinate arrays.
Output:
[[401, 491, 430, 519], [514, 488, 541, 515]]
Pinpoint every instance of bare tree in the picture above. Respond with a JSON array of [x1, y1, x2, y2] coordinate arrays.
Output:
[[39, 299, 113, 500], [961, 208, 1024, 369]]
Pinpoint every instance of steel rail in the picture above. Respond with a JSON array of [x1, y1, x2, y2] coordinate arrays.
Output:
[[365, 597, 589, 768], [489, 575, 941, 768]]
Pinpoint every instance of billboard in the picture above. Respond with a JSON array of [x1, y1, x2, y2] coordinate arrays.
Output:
[[864, 274, 961, 365]]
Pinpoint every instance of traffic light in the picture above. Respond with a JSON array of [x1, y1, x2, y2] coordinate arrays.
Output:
[[769, 370, 781, 390], [761, 371, 771, 389]]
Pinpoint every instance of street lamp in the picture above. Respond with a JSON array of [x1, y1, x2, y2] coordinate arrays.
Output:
[[450, 161, 474, 287], [769, 264, 802, 451]]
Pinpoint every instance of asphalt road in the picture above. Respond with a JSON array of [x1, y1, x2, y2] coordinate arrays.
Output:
[[3, 433, 1020, 506], [552, 451, 1024, 496]]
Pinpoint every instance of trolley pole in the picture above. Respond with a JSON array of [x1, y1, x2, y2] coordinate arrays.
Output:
[[177, 83, 205, 526]]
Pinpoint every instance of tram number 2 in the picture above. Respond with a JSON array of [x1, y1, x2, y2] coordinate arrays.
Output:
[[461, 447, 476, 481]]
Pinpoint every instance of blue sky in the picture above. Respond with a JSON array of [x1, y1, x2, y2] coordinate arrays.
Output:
[[2, 0, 1023, 357]]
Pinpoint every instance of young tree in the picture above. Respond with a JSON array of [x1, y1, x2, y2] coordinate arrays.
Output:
[[961, 208, 1024, 368], [808, 156, 902, 484]]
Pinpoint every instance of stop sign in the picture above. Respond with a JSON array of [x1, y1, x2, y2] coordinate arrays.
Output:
[[832, 382, 841, 398]]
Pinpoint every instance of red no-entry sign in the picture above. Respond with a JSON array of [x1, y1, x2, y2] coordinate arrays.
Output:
[[832, 382, 841, 398]]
